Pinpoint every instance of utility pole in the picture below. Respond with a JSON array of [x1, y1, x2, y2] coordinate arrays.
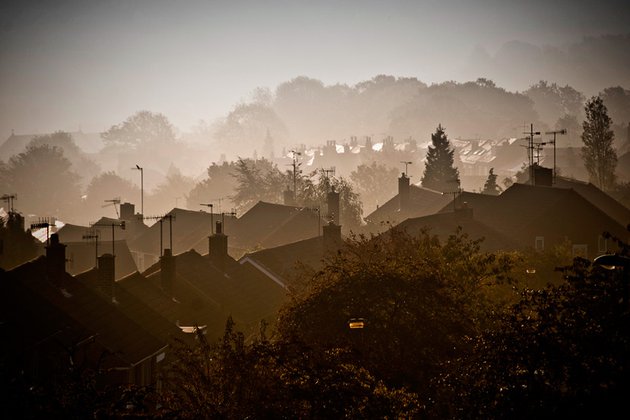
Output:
[[1, 194, 17, 213], [82, 229, 100, 267], [200, 203, 214, 234], [400, 161, 412, 176], [90, 220, 125, 258], [523, 124, 541, 185], [545, 129, 566, 184], [290, 150, 302, 203], [133, 165, 144, 216]]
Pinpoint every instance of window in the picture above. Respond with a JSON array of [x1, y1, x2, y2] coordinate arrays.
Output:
[[598, 236, 608, 253], [535, 236, 545, 251], [572, 244, 588, 258]]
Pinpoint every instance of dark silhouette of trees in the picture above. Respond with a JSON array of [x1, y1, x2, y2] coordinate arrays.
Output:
[[421, 124, 460, 192], [161, 318, 419, 418], [524, 80, 585, 127], [581, 96, 617, 191], [187, 161, 238, 211], [1, 144, 82, 218], [232, 157, 286, 213], [446, 255, 630, 418], [146, 165, 195, 214], [101, 110, 176, 148], [350, 161, 399, 213], [82, 171, 139, 222], [276, 228, 518, 398], [28, 131, 100, 188], [482, 168, 502, 195]]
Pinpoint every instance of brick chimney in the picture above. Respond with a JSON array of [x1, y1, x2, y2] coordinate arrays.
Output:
[[209, 221, 228, 271], [160, 248, 175, 295], [323, 221, 342, 253], [398, 172, 410, 211], [46, 233, 66, 286], [327, 186, 340, 225], [97, 253, 115, 300], [120, 202, 135, 220]]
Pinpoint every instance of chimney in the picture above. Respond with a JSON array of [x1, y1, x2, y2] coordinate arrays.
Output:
[[323, 221, 342, 253], [398, 172, 410, 211], [209, 221, 228, 271], [531, 165, 552, 187], [46, 233, 66, 285], [327, 186, 340, 226], [160, 248, 175, 295], [97, 253, 115, 299], [283, 187, 295, 206], [120, 202, 135, 220]]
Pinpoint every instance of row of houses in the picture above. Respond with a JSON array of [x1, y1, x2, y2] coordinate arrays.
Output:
[[2, 160, 629, 396]]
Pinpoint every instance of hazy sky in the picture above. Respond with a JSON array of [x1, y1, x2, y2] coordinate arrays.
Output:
[[1, 0, 629, 138]]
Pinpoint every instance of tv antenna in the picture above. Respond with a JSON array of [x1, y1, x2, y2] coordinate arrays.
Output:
[[1, 193, 17, 213], [200, 203, 214, 234], [545, 129, 566, 184], [102, 198, 121, 218], [31, 217, 54, 246], [142, 214, 176, 256], [400, 161, 412, 177], [82, 229, 100, 267], [90, 220, 125, 258], [522, 124, 541, 185]]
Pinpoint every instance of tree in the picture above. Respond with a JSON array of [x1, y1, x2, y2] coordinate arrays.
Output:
[[350, 162, 399, 214], [581, 96, 617, 191], [447, 255, 630, 418], [28, 131, 101, 187], [421, 124, 460, 192], [482, 168, 502, 195], [186, 161, 239, 211], [276, 228, 519, 397], [232, 157, 287, 213], [101, 110, 177, 148], [82, 171, 139, 223], [146, 165, 195, 214], [1, 144, 82, 218]]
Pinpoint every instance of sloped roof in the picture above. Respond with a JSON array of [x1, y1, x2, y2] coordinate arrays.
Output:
[[240, 236, 325, 287], [553, 177, 630, 227], [365, 184, 451, 226], [118, 270, 231, 341], [470, 183, 628, 250], [129, 208, 236, 257], [395, 210, 519, 252], [74, 267, 181, 343], [63, 240, 137, 279], [142, 249, 286, 334], [4, 257, 166, 367]]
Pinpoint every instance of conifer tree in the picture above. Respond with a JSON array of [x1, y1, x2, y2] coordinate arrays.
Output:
[[581, 96, 617, 191], [482, 168, 502, 195], [421, 124, 460, 192]]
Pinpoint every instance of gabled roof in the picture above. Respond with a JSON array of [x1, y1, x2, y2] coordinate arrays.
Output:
[[118, 270, 231, 340], [395, 210, 519, 252], [470, 183, 628, 250], [3, 257, 166, 368], [437, 191, 500, 215], [553, 177, 630, 227], [142, 249, 286, 333], [63, 240, 137, 279], [74, 267, 182, 343], [240, 236, 325, 287], [365, 184, 451, 226], [228, 201, 321, 253], [129, 208, 236, 257]]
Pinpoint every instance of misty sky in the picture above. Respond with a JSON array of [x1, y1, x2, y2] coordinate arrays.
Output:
[[1, 0, 629, 138]]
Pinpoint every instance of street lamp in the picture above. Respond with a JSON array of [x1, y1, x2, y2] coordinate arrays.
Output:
[[593, 254, 630, 309], [132, 164, 144, 217]]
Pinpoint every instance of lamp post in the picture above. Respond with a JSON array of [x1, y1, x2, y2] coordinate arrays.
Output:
[[133, 164, 144, 216], [593, 254, 630, 310]]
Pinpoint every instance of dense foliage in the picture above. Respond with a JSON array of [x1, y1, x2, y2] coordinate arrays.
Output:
[[421, 124, 460, 193]]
